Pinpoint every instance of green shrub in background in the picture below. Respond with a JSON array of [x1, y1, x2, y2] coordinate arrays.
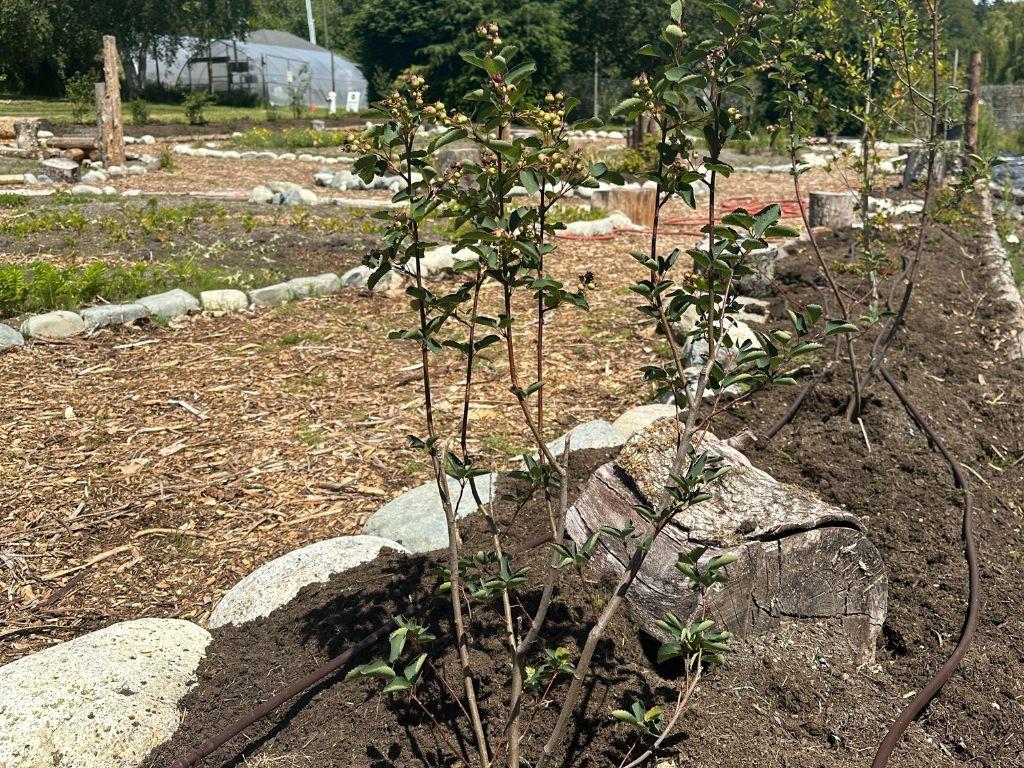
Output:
[[183, 91, 215, 125], [65, 71, 97, 123], [128, 99, 150, 125]]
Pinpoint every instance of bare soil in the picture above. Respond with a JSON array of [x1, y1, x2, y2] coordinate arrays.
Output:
[[141, 208, 1024, 767]]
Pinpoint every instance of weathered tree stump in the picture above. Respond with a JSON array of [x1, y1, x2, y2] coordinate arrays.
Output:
[[735, 245, 784, 298], [808, 191, 856, 229], [39, 158, 80, 184], [592, 187, 656, 227], [565, 418, 887, 663], [901, 143, 946, 189], [13, 120, 40, 153]]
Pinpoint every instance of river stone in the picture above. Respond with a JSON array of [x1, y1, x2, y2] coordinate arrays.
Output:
[[20, 311, 86, 339], [0, 619, 210, 768], [200, 289, 249, 312], [208, 535, 408, 628], [341, 265, 405, 294], [79, 303, 149, 329], [249, 282, 296, 306], [565, 417, 887, 662], [610, 404, 680, 439], [137, 288, 199, 319], [267, 180, 301, 193], [80, 170, 108, 183], [543, 419, 625, 459], [363, 473, 497, 553], [563, 213, 635, 237], [70, 184, 104, 196], [288, 273, 341, 298], [0, 323, 24, 348], [249, 184, 274, 204], [401, 245, 479, 279]]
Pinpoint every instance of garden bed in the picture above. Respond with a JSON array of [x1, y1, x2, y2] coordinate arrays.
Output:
[[144, 209, 1024, 768]]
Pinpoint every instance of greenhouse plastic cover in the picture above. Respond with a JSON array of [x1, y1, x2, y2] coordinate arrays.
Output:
[[145, 30, 368, 111]]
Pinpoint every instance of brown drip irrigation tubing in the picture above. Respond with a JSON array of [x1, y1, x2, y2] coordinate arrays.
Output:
[[170, 531, 556, 768], [874, 367, 981, 768]]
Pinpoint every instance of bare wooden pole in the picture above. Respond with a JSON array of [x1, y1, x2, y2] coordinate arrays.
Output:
[[964, 50, 981, 155], [100, 35, 125, 166]]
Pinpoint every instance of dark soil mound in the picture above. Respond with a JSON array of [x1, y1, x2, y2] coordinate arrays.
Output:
[[146, 209, 1024, 768]]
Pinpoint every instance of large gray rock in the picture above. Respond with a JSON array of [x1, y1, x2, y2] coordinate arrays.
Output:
[[565, 417, 887, 662], [136, 289, 199, 320], [249, 184, 274, 204], [401, 245, 479, 279], [610, 404, 679, 439], [248, 282, 296, 307], [200, 289, 248, 312], [341, 265, 406, 295], [208, 535, 408, 628], [287, 273, 341, 298], [562, 213, 635, 237], [363, 474, 497, 553], [0, 619, 210, 768], [543, 419, 626, 458], [20, 311, 86, 340], [267, 180, 301, 193], [0, 323, 24, 348], [79, 303, 149, 329], [69, 184, 104, 196]]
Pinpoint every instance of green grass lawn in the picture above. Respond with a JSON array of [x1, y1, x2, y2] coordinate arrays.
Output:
[[1, 97, 269, 126]]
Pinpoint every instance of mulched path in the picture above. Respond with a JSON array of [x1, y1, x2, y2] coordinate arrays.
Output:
[[0, 162, 869, 661]]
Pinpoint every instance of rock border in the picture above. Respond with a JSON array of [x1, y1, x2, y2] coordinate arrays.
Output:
[[979, 187, 1024, 360]]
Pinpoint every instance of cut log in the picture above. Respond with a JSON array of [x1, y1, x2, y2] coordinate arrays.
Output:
[[592, 187, 657, 227], [46, 136, 99, 150], [565, 418, 887, 663], [39, 158, 81, 184], [808, 191, 856, 229]]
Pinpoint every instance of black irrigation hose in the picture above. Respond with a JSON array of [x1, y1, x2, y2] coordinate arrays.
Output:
[[169, 618, 399, 768], [873, 367, 981, 768], [170, 531, 557, 768], [761, 379, 815, 442]]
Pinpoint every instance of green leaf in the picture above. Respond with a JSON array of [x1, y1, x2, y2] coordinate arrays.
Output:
[[708, 2, 740, 27], [428, 128, 468, 154], [519, 169, 540, 195], [382, 676, 412, 693], [825, 320, 859, 336], [345, 659, 396, 681]]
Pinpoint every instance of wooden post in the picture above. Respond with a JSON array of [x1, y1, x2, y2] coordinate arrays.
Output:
[[99, 35, 125, 166], [964, 50, 981, 155]]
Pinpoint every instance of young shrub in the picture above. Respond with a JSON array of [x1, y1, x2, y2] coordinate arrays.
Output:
[[345, 7, 835, 767], [183, 91, 215, 125], [65, 71, 97, 124], [128, 98, 150, 125]]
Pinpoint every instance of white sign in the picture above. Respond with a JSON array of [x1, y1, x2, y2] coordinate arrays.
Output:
[[346, 91, 361, 113]]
